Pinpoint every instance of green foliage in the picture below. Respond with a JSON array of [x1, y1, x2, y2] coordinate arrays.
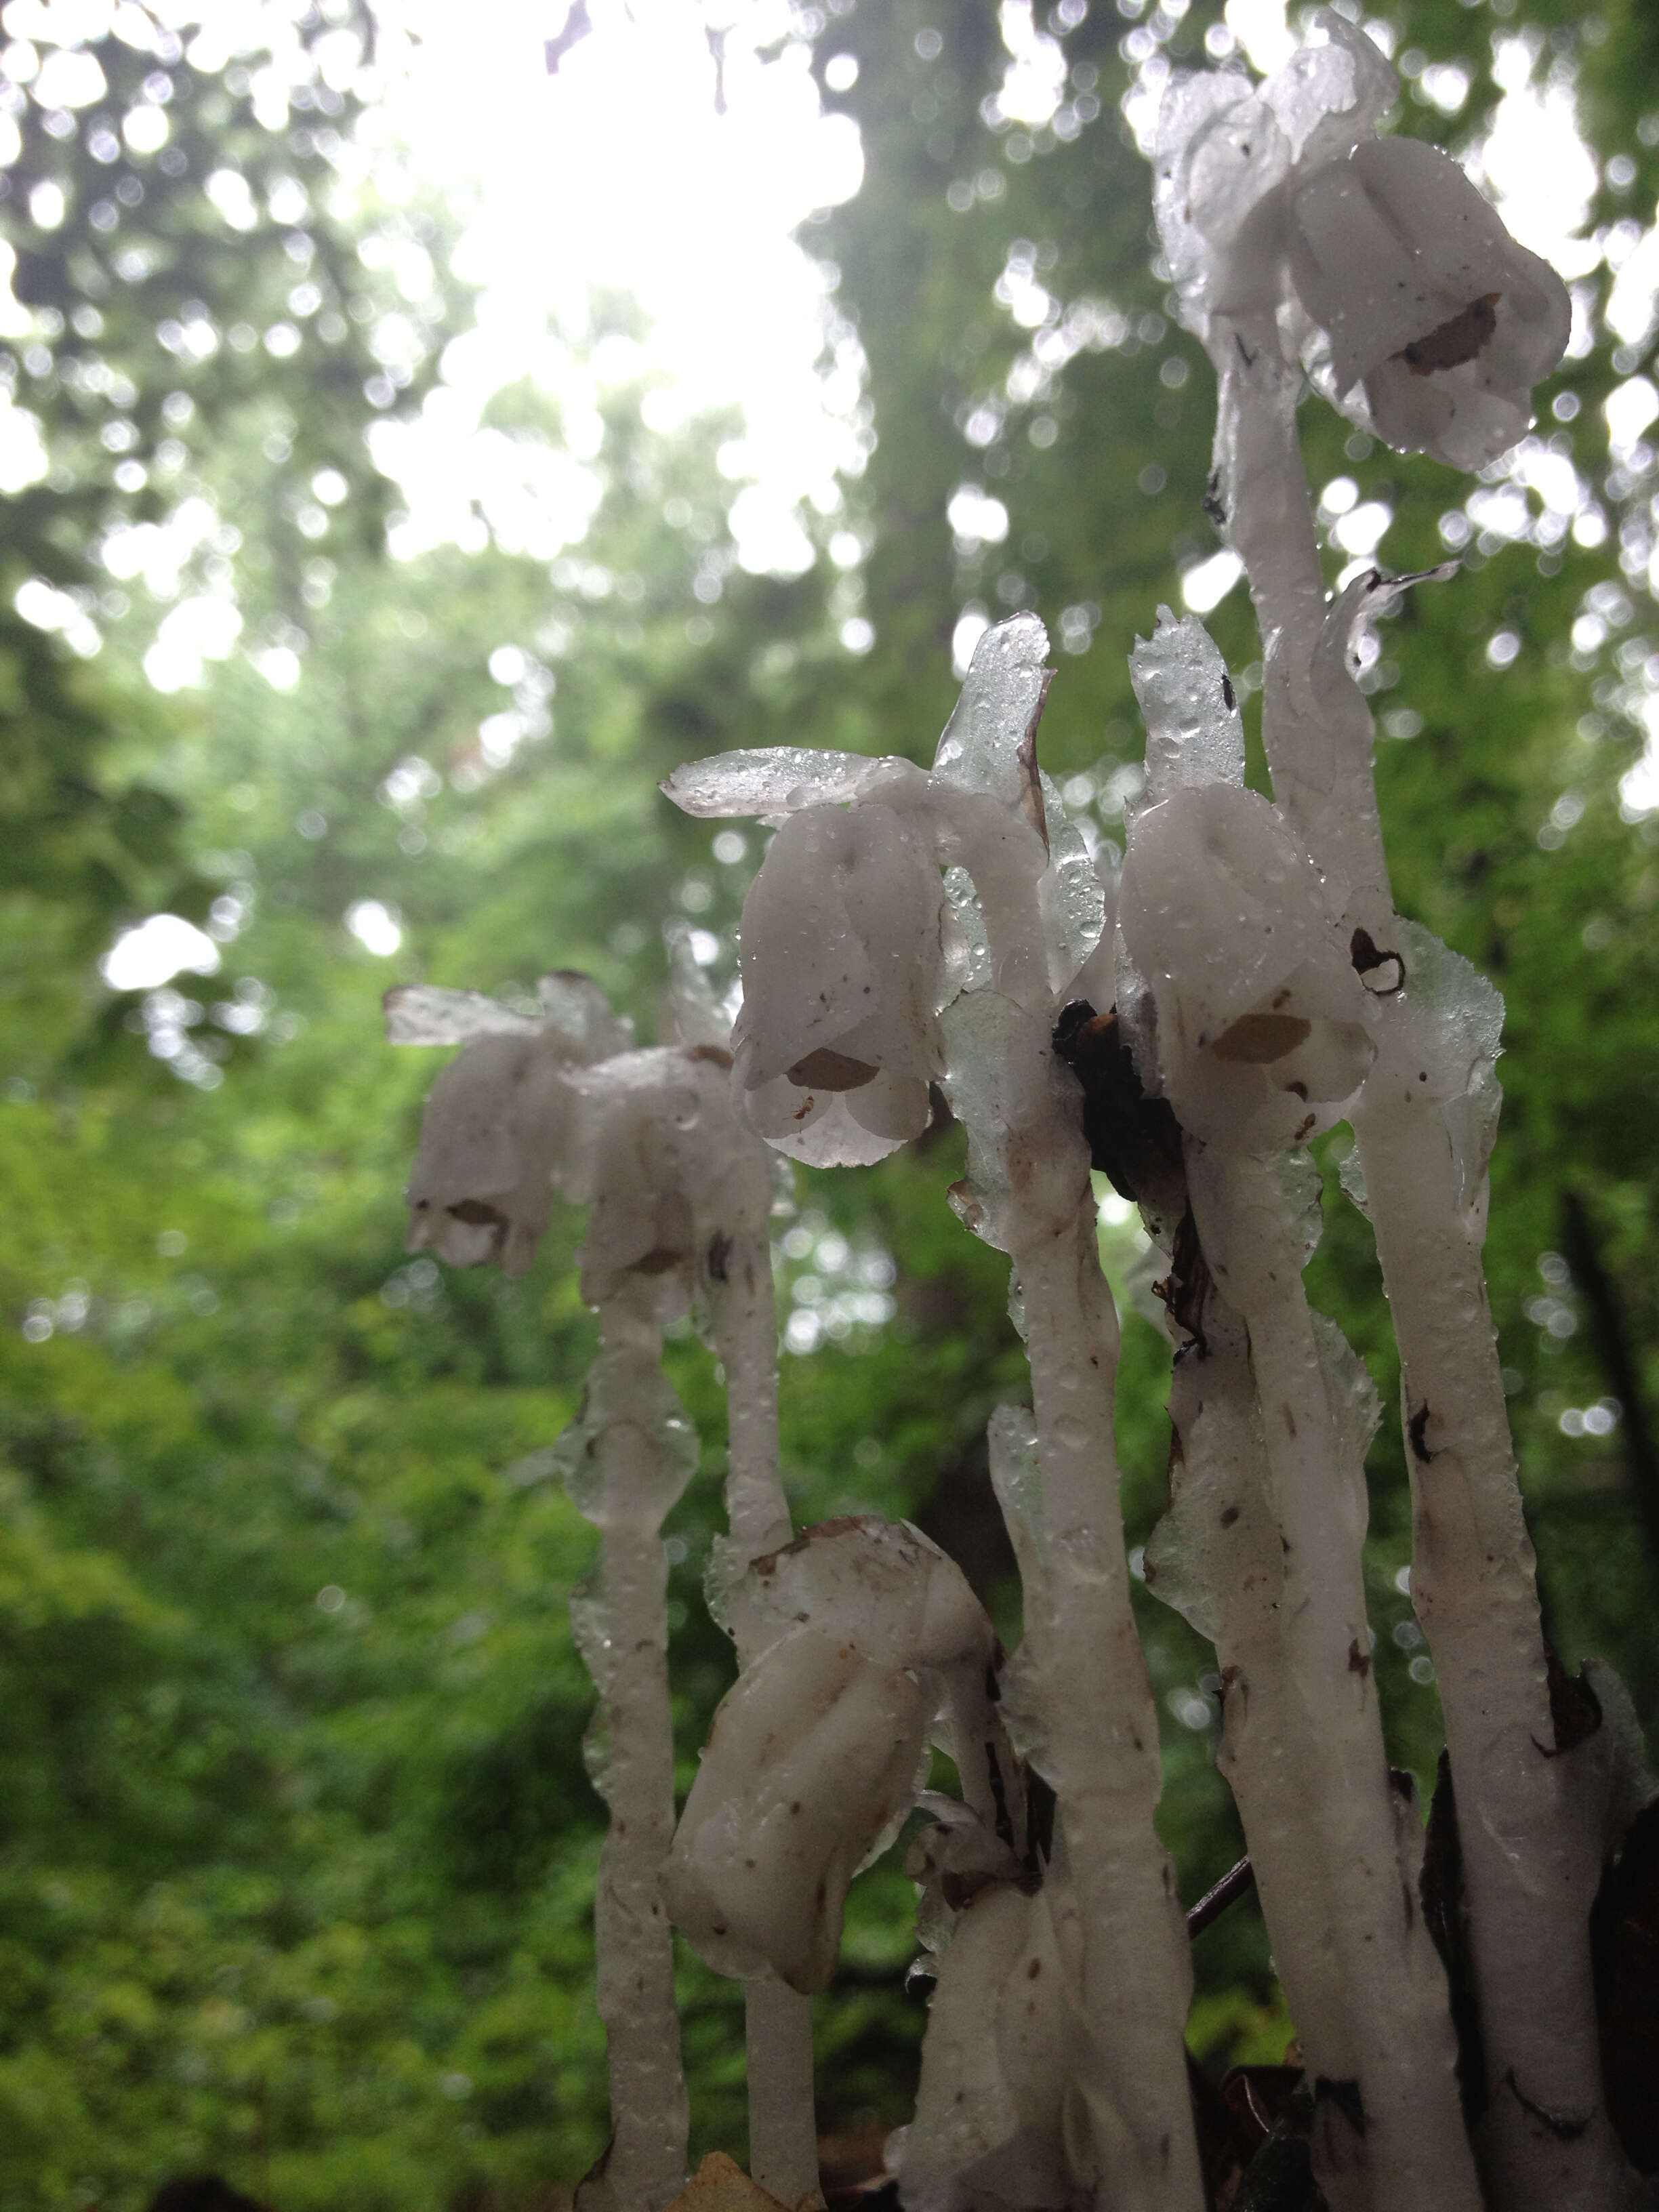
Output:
[[0, 0, 1656, 2205]]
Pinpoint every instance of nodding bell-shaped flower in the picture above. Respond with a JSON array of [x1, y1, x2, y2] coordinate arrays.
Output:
[[1155, 10, 1397, 335], [888, 1881, 1073, 2212], [661, 617, 1109, 1176], [665, 1517, 998, 1994], [561, 1042, 775, 1317], [664, 1623, 931, 1994], [1119, 611, 1375, 1152], [732, 800, 948, 1168], [1286, 136, 1570, 470], [388, 972, 630, 1276], [1119, 786, 1376, 1153], [1155, 12, 1568, 470]]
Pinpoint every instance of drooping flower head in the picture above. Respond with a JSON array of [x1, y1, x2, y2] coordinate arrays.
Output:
[[1155, 9, 1397, 334], [661, 617, 1107, 1169], [1116, 612, 1375, 1151], [1286, 135, 1571, 470], [562, 1041, 776, 1320], [665, 1517, 997, 1994], [732, 795, 949, 1167], [889, 1879, 1075, 2212], [1155, 9, 1570, 469], [387, 971, 631, 1275]]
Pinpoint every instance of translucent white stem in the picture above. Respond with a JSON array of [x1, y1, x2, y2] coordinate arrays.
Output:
[[710, 1228, 792, 1567], [745, 1971, 821, 2208], [589, 1305, 691, 2212], [1353, 1101, 1638, 2209], [1211, 310, 1637, 2211], [1214, 312, 1395, 931], [1158, 1298, 1357, 2093], [1010, 1206, 1204, 2212], [940, 775, 1201, 2211], [1211, 313, 1325, 661], [709, 1229, 820, 2207], [1187, 1151, 1480, 2212]]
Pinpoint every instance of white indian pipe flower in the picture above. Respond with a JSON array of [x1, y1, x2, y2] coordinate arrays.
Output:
[[666, 1517, 998, 1995], [1118, 788, 1375, 1151], [562, 1044, 775, 1316], [1118, 612, 1374, 1151], [744, 1515, 995, 1679], [1155, 12, 1396, 335], [665, 1624, 932, 1994], [1156, 10, 1569, 469], [1286, 136, 1571, 470], [889, 1882, 1073, 2212], [387, 972, 630, 1276], [733, 800, 949, 1168], [661, 618, 1108, 1170]]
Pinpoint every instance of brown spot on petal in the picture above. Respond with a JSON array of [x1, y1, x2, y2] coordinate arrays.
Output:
[[1399, 292, 1500, 376], [632, 1248, 684, 1275], [687, 1042, 734, 1069], [447, 1198, 508, 1227], [787, 1046, 878, 1090], [1211, 1012, 1312, 1064]]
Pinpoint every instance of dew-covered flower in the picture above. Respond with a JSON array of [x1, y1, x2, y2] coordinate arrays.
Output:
[[388, 972, 630, 1276], [1286, 136, 1571, 470], [889, 1881, 1074, 2212], [661, 617, 1107, 1171], [1155, 11, 1568, 469], [1155, 11, 1397, 335], [1119, 785, 1375, 1150], [666, 1517, 996, 1994], [1118, 611, 1374, 1151], [664, 1622, 931, 1993], [562, 1042, 775, 1315], [731, 800, 948, 1168]]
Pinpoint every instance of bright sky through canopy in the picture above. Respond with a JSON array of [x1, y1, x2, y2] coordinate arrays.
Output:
[[369, 0, 865, 575]]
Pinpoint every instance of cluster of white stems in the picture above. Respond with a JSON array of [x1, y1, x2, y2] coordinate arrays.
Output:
[[386, 20, 1650, 2212]]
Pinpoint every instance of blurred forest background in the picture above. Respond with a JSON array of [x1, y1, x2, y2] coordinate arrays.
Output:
[[2, 0, 1658, 2203]]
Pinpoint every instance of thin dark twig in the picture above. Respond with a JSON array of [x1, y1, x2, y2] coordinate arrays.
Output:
[[1187, 1855, 1256, 1938]]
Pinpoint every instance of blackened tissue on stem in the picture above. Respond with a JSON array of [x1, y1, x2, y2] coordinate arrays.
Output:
[[1153, 1208, 1213, 1356], [1313, 2077, 1366, 2141], [1408, 1401, 1437, 1465], [1052, 1000, 1184, 1202]]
